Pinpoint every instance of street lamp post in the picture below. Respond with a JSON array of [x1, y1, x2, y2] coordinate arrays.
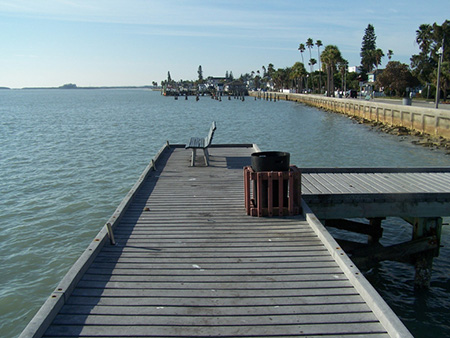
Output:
[[435, 42, 444, 109]]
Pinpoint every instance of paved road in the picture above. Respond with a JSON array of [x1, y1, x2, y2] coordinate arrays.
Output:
[[363, 97, 450, 110]]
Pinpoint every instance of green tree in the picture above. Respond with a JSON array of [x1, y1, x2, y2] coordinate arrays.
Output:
[[272, 67, 291, 90], [306, 38, 314, 74], [360, 24, 377, 73], [431, 21, 450, 100], [435, 61, 450, 101], [309, 58, 317, 91], [411, 24, 435, 84], [411, 20, 450, 95], [376, 61, 419, 97], [291, 62, 307, 92], [345, 71, 361, 91], [387, 49, 394, 60], [298, 43, 306, 64], [374, 49, 384, 69], [316, 40, 323, 93], [416, 24, 433, 54], [338, 59, 349, 91], [197, 65, 203, 82], [321, 45, 344, 96], [267, 63, 275, 79]]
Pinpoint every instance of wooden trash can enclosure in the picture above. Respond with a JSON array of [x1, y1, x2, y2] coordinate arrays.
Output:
[[244, 152, 301, 217]]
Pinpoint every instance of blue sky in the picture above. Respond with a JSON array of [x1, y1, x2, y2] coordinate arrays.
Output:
[[0, 0, 449, 88]]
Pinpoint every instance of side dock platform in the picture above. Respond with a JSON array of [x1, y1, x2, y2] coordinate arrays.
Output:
[[20, 144, 412, 338]]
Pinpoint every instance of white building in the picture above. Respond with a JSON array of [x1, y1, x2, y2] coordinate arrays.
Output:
[[348, 66, 361, 73]]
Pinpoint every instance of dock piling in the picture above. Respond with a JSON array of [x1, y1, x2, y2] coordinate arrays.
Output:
[[406, 217, 443, 289]]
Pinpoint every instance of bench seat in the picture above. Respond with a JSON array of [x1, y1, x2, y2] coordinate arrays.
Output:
[[186, 137, 206, 149], [185, 121, 216, 166]]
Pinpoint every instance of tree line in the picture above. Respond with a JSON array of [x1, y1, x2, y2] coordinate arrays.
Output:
[[158, 20, 449, 100], [260, 20, 449, 99]]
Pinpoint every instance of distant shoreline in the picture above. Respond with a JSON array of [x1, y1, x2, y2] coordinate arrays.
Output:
[[0, 85, 159, 90]]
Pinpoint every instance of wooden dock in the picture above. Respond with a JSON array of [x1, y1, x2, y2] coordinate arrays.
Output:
[[301, 167, 450, 219], [21, 144, 413, 338], [300, 167, 450, 288]]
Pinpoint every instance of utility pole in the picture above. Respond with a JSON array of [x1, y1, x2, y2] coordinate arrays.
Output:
[[435, 38, 444, 109]]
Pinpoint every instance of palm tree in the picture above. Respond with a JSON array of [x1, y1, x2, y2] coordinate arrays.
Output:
[[416, 24, 433, 54], [306, 38, 314, 73], [387, 49, 394, 60], [267, 63, 275, 78], [306, 38, 314, 90], [315, 40, 323, 93], [374, 49, 384, 69], [338, 59, 349, 92], [309, 58, 317, 92], [298, 43, 306, 64], [321, 45, 343, 97]]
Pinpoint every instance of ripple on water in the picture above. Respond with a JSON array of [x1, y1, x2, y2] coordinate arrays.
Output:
[[1, 90, 450, 338]]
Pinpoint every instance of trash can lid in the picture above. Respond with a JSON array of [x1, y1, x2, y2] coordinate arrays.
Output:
[[251, 151, 290, 158], [251, 151, 290, 172]]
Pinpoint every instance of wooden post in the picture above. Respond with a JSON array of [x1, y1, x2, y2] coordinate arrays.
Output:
[[368, 218, 384, 244], [405, 217, 443, 289], [277, 172, 283, 216], [268, 173, 274, 217], [106, 222, 116, 245]]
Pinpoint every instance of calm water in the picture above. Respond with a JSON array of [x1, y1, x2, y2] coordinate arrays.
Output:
[[1, 89, 449, 337]]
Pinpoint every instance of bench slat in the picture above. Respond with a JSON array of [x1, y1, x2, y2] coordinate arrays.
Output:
[[185, 122, 216, 166], [187, 137, 205, 148]]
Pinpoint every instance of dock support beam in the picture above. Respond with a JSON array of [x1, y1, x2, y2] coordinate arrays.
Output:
[[324, 218, 384, 243], [326, 216, 443, 290]]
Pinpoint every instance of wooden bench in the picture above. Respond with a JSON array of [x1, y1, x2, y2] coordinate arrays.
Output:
[[185, 121, 216, 166]]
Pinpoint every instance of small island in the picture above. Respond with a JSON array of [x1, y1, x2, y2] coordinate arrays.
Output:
[[59, 83, 77, 89]]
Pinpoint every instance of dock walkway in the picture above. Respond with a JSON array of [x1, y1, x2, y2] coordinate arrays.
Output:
[[301, 167, 450, 219], [21, 145, 411, 338]]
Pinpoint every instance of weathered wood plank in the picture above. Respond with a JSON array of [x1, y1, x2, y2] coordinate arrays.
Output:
[[51, 312, 379, 326], [59, 302, 371, 316], [317, 173, 361, 194], [345, 173, 387, 193], [92, 255, 333, 264], [36, 146, 417, 338], [82, 267, 344, 279], [329, 173, 368, 194], [43, 322, 388, 337], [302, 174, 336, 194], [65, 294, 363, 307], [71, 284, 356, 298], [80, 272, 346, 283], [99, 247, 331, 255]]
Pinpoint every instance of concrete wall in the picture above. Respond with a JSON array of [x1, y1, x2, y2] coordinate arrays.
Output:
[[251, 92, 450, 140]]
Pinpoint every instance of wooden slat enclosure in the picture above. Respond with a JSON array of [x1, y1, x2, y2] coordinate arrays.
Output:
[[22, 145, 412, 338]]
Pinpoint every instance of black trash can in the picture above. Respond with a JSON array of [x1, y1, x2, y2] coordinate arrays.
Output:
[[251, 151, 290, 172], [251, 152, 290, 208]]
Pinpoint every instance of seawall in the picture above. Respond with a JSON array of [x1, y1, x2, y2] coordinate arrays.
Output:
[[250, 92, 450, 141]]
